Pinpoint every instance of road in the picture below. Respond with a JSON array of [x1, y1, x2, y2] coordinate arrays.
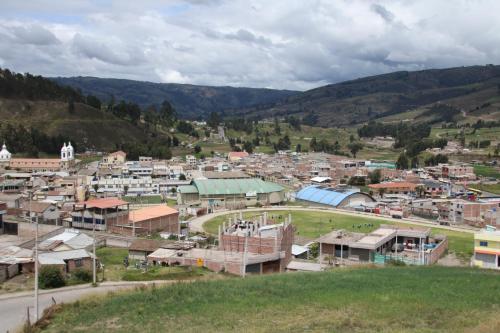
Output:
[[189, 206, 478, 234], [0, 280, 173, 333]]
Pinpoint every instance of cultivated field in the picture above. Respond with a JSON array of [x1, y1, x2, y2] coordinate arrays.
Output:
[[39, 266, 500, 333]]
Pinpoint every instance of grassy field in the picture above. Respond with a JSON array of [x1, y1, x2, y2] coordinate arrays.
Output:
[[474, 165, 500, 179], [40, 266, 500, 333], [203, 210, 474, 261], [96, 247, 215, 282], [475, 183, 500, 194], [123, 195, 163, 204]]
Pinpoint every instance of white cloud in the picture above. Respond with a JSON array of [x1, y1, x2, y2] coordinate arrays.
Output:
[[0, 0, 499, 90]]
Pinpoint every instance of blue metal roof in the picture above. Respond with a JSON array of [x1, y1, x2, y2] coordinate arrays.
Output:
[[296, 185, 364, 207]]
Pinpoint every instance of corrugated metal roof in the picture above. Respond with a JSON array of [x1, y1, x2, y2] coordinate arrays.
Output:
[[38, 249, 92, 265], [296, 185, 367, 207], [192, 178, 283, 196], [177, 185, 199, 194]]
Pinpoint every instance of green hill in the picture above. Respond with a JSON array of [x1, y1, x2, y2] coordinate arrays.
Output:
[[40, 267, 500, 333], [0, 98, 146, 151], [0, 68, 174, 155], [237, 65, 500, 126], [52, 76, 298, 120]]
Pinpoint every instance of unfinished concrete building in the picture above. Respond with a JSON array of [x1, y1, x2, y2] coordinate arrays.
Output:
[[147, 212, 294, 276]]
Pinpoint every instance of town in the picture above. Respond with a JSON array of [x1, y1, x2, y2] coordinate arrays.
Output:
[[1, 1, 500, 332], [1, 138, 498, 284]]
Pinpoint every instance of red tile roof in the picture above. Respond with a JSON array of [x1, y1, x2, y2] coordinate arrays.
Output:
[[368, 182, 417, 190], [129, 205, 178, 223], [228, 151, 249, 159], [83, 197, 128, 209]]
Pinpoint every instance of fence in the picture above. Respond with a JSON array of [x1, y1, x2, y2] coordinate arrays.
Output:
[[373, 253, 425, 266]]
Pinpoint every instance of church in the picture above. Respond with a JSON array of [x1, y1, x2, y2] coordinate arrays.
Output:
[[0, 142, 75, 172]]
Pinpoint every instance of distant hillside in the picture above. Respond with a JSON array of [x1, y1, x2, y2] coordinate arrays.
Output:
[[0, 98, 147, 152], [52, 76, 298, 119], [236, 65, 500, 126], [0, 68, 174, 156]]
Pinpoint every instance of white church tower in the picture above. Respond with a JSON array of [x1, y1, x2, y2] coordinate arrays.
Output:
[[60, 142, 75, 170], [67, 141, 74, 161], [61, 142, 68, 161], [0, 142, 12, 166]]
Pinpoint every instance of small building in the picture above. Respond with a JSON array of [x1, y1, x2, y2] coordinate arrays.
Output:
[[473, 228, 500, 270], [38, 229, 95, 252], [71, 197, 129, 233], [101, 151, 127, 167], [228, 151, 249, 162], [129, 205, 180, 237], [38, 249, 94, 274], [368, 182, 417, 196], [318, 225, 447, 265], [148, 213, 294, 276], [21, 201, 61, 225], [295, 185, 375, 208], [129, 239, 164, 261]]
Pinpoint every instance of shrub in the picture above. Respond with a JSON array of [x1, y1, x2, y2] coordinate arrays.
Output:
[[39, 266, 66, 289], [72, 269, 92, 283]]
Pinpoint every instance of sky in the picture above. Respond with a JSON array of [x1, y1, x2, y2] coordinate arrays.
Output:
[[0, 0, 499, 91]]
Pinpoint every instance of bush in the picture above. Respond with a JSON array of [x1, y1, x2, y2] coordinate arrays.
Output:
[[386, 259, 406, 267], [39, 266, 66, 289], [72, 269, 92, 283]]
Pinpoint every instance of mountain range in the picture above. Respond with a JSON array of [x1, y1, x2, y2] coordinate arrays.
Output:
[[54, 65, 500, 126], [52, 76, 298, 119], [233, 65, 500, 126]]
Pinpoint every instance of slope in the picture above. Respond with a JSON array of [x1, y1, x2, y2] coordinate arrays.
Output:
[[0, 98, 147, 151], [52, 76, 299, 119], [238, 65, 500, 126], [40, 266, 500, 333]]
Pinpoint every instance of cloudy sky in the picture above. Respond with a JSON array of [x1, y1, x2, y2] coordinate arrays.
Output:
[[0, 0, 499, 90]]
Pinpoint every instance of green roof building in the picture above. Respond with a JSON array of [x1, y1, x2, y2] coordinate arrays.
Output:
[[178, 178, 285, 209]]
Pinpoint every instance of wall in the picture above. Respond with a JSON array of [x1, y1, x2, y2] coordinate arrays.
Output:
[[426, 237, 448, 265]]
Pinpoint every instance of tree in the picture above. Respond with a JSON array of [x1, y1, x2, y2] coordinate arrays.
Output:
[[159, 100, 177, 126], [68, 98, 75, 114], [410, 156, 419, 169], [347, 142, 363, 158], [274, 117, 281, 135], [415, 185, 426, 198], [368, 169, 381, 184], [295, 143, 302, 153], [207, 111, 220, 129], [39, 266, 65, 289], [86, 95, 101, 110], [194, 145, 201, 154], [243, 141, 254, 154], [396, 152, 409, 170], [309, 137, 318, 151], [179, 174, 186, 180]]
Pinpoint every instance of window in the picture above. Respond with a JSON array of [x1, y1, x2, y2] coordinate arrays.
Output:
[[74, 259, 83, 267], [479, 241, 488, 247]]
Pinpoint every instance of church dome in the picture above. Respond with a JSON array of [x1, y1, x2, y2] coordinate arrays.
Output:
[[0, 142, 12, 162]]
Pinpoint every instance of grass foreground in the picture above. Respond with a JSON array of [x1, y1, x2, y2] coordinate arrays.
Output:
[[39, 266, 500, 333]]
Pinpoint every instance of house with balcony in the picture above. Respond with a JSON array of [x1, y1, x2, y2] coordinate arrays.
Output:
[[70, 198, 129, 232]]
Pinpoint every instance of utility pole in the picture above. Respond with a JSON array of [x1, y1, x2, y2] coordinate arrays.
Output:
[[242, 235, 248, 278], [32, 190, 39, 322], [92, 209, 96, 285]]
